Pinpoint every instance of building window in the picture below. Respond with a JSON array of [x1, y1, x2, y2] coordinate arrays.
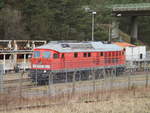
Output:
[[88, 53, 91, 57], [53, 53, 59, 59], [140, 54, 143, 59], [74, 52, 78, 58], [83, 53, 87, 57]]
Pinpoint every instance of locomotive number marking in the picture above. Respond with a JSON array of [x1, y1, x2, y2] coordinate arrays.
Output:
[[33, 64, 50, 68]]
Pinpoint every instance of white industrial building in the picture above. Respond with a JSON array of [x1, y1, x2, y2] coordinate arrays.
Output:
[[114, 42, 147, 68], [125, 46, 146, 61], [114, 42, 146, 61]]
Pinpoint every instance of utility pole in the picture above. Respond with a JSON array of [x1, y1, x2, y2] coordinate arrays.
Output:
[[92, 11, 96, 41]]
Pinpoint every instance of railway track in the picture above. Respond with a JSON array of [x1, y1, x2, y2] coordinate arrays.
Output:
[[3, 76, 34, 90], [5, 84, 36, 90], [3, 70, 150, 83], [4, 78, 31, 84], [2, 70, 150, 90]]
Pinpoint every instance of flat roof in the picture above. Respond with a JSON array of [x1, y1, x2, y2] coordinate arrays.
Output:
[[113, 42, 136, 47]]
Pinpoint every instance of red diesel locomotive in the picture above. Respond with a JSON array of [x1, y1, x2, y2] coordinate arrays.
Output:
[[29, 41, 125, 84]]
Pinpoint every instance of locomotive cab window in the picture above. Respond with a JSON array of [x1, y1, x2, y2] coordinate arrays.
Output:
[[42, 51, 51, 58], [74, 52, 78, 58], [33, 51, 40, 58], [53, 53, 59, 59]]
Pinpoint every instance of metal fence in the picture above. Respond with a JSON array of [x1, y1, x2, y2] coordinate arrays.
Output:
[[0, 61, 150, 111]]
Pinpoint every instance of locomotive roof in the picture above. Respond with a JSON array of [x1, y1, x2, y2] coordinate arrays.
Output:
[[36, 41, 123, 52]]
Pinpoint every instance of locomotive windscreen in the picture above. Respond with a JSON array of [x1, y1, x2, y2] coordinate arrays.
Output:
[[33, 51, 40, 58], [42, 51, 51, 58], [33, 51, 51, 58]]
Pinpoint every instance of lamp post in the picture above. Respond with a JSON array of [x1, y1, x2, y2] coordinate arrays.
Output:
[[92, 11, 96, 41]]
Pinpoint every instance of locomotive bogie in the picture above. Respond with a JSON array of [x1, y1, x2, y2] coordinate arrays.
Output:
[[29, 66, 125, 85]]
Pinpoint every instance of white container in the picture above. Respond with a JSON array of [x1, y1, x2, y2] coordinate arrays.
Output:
[[125, 46, 146, 61]]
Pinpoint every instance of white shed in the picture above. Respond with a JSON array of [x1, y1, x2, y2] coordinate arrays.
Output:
[[125, 46, 146, 61], [113, 42, 146, 61]]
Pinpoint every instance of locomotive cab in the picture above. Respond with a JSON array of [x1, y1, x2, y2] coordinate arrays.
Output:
[[31, 49, 63, 70], [29, 49, 60, 84], [32, 49, 51, 69]]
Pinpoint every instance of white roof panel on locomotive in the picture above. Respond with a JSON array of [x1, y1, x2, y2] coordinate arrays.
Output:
[[36, 41, 123, 52]]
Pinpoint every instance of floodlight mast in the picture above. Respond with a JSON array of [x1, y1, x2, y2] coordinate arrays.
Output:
[[92, 11, 96, 41]]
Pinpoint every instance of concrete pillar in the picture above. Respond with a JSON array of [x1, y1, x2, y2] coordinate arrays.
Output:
[[3, 54, 5, 74], [111, 19, 119, 40], [32, 41, 35, 49], [23, 54, 26, 71], [26, 41, 30, 48], [13, 41, 18, 68], [8, 40, 12, 49], [13, 53, 17, 68], [14, 40, 18, 50], [0, 65, 4, 93], [130, 16, 138, 43], [44, 41, 47, 44]]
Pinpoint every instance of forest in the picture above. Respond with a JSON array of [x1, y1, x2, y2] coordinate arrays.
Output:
[[0, 0, 150, 44]]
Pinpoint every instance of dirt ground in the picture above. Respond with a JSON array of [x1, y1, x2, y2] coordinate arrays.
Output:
[[1, 87, 150, 113]]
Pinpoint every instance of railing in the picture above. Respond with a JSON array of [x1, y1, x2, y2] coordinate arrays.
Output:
[[0, 59, 31, 71], [31, 58, 125, 72]]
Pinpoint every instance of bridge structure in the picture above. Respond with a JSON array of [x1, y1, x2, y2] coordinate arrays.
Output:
[[111, 3, 150, 43]]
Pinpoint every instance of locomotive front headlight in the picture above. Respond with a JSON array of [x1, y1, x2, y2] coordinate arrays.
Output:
[[44, 70, 47, 73]]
